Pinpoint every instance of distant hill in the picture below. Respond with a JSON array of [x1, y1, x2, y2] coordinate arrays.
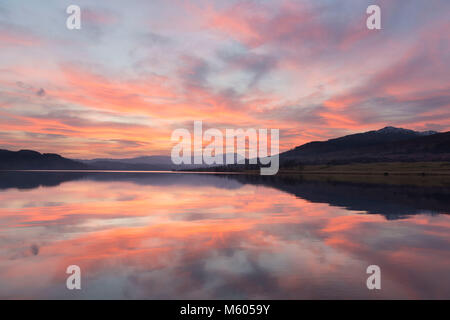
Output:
[[190, 126, 450, 172], [2, 127, 448, 171], [0, 149, 88, 170], [280, 127, 450, 165], [78, 155, 174, 171], [79, 155, 172, 166], [286, 127, 437, 155], [0, 150, 239, 171], [81, 160, 173, 171], [78, 153, 242, 170]]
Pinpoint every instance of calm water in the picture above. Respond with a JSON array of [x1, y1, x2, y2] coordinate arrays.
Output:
[[0, 172, 449, 299]]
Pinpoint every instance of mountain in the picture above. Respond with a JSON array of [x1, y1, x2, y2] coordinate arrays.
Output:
[[280, 127, 449, 165], [0, 149, 88, 170], [285, 126, 437, 155], [78, 153, 242, 170], [176, 126, 450, 172], [79, 155, 172, 166], [0, 149, 241, 171], [2, 127, 448, 171], [78, 155, 174, 170]]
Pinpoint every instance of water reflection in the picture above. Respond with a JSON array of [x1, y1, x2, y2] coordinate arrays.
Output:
[[0, 172, 449, 299]]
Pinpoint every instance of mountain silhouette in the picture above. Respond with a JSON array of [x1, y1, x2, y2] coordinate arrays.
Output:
[[2, 127, 449, 171], [0, 149, 88, 170], [77, 153, 242, 170], [280, 127, 450, 164], [78, 155, 173, 170]]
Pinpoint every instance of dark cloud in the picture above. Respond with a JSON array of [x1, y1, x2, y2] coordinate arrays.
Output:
[[16, 81, 32, 90], [30, 244, 39, 256], [218, 49, 277, 87], [178, 55, 211, 88], [140, 32, 171, 46], [15, 81, 46, 97], [36, 88, 45, 97], [110, 139, 145, 148]]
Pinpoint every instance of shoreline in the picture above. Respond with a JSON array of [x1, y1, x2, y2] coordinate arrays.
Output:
[[1, 161, 450, 177], [185, 161, 450, 176]]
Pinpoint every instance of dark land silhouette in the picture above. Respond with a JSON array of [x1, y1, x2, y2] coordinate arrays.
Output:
[[0, 149, 88, 170], [185, 127, 450, 172], [281, 127, 450, 165], [1, 127, 449, 171]]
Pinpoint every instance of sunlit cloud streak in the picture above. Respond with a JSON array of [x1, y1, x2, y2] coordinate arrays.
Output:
[[0, 0, 448, 158]]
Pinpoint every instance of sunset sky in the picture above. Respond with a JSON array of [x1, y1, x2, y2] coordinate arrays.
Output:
[[0, 0, 449, 159]]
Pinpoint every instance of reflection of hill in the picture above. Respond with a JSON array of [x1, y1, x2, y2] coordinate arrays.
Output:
[[225, 174, 450, 219], [0, 171, 448, 219], [0, 172, 87, 190], [0, 172, 243, 191]]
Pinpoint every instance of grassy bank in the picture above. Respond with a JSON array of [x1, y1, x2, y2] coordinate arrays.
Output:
[[273, 162, 450, 187], [280, 161, 450, 175]]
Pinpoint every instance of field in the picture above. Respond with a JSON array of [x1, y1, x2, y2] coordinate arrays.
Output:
[[277, 162, 450, 187]]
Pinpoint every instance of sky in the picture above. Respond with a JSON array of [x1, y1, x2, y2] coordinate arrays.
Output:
[[0, 0, 449, 159]]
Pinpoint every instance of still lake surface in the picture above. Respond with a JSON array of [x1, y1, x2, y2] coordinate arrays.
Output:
[[0, 171, 449, 299]]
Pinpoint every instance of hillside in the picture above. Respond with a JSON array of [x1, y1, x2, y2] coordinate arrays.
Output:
[[0, 149, 88, 170], [280, 127, 450, 165], [2, 127, 449, 171]]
